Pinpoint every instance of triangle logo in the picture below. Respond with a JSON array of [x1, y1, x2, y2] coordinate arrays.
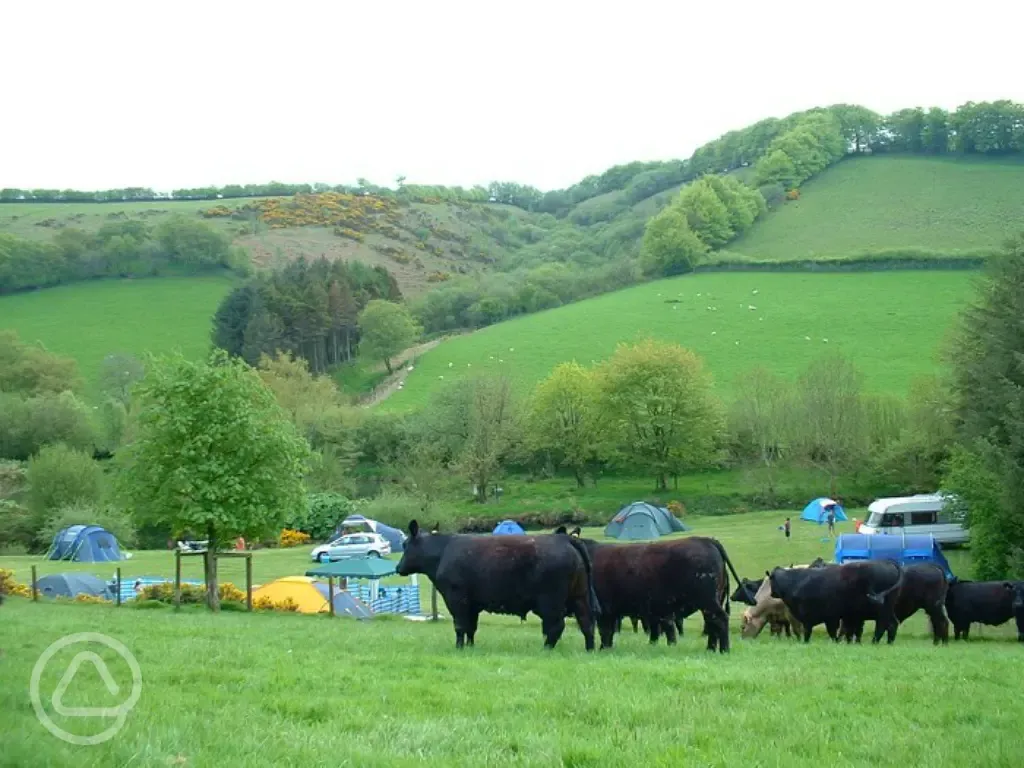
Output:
[[52, 651, 123, 718]]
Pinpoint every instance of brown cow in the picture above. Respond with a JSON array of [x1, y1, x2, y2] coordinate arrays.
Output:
[[741, 575, 805, 640]]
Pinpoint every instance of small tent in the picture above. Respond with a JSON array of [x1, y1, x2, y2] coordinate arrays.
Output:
[[800, 497, 848, 524], [36, 573, 114, 600], [336, 515, 405, 553], [604, 502, 689, 541], [834, 533, 954, 580], [251, 576, 372, 617], [46, 525, 126, 562], [492, 520, 525, 535]]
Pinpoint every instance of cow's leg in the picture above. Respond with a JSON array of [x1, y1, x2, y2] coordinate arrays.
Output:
[[928, 608, 950, 645], [598, 613, 618, 650], [803, 623, 814, 643], [783, 620, 792, 638], [630, 616, 639, 633], [464, 610, 480, 647], [536, 593, 567, 650], [825, 619, 840, 642], [571, 597, 596, 652], [647, 614, 662, 645], [663, 619, 678, 646]]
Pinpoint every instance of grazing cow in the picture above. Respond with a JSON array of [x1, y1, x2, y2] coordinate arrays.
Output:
[[839, 563, 950, 645], [731, 578, 764, 606], [1012, 582, 1024, 642], [768, 561, 904, 643], [568, 534, 747, 653], [395, 520, 600, 651], [741, 576, 804, 640], [945, 579, 1021, 640]]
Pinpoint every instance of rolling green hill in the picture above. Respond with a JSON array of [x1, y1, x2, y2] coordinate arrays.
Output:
[[730, 155, 1024, 261], [0, 276, 235, 397], [381, 270, 976, 411]]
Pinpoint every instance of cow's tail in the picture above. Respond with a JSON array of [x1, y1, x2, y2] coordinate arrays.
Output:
[[711, 538, 749, 606], [868, 561, 905, 605], [565, 536, 601, 618]]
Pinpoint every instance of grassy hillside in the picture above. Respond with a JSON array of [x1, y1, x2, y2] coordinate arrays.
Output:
[[382, 270, 975, 411], [0, 276, 235, 397], [732, 155, 1024, 260], [1, 509, 1018, 767]]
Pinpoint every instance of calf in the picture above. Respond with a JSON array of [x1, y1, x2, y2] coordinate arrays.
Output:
[[396, 520, 600, 651], [945, 579, 1020, 640], [839, 563, 950, 645], [741, 576, 804, 640], [769, 561, 904, 643]]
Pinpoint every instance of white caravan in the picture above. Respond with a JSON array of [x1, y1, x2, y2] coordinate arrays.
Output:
[[858, 493, 969, 546]]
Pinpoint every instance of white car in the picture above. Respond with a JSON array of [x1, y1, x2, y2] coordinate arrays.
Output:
[[310, 533, 392, 563]]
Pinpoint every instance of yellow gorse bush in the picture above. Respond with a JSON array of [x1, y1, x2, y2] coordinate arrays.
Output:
[[253, 595, 300, 612], [0, 568, 32, 598], [278, 529, 311, 548]]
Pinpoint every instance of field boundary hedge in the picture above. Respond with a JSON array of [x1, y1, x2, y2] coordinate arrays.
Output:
[[698, 248, 993, 274]]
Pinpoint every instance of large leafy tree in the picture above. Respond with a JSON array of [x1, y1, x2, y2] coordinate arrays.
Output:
[[596, 340, 723, 491], [528, 362, 604, 487], [118, 349, 312, 609], [945, 234, 1024, 578], [358, 300, 420, 374], [640, 206, 708, 277]]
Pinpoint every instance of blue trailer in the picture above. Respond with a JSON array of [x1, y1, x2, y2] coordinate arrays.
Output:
[[834, 533, 955, 581]]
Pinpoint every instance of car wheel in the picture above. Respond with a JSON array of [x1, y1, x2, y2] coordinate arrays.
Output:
[[368, 551, 381, 558], [318, 552, 330, 563]]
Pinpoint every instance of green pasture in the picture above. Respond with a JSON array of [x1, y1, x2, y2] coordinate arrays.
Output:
[[383, 270, 977, 411], [2, 509, 1020, 768], [733, 155, 1024, 260], [0, 276, 236, 399]]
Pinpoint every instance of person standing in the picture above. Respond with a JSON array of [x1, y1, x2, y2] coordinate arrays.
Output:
[[784, 517, 791, 541], [827, 507, 836, 537]]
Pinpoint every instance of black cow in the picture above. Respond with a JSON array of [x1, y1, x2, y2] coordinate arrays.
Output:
[[1012, 582, 1024, 642], [731, 578, 763, 606], [569, 535, 746, 653], [768, 561, 904, 643], [839, 563, 950, 645], [944, 579, 1021, 640], [395, 520, 600, 650]]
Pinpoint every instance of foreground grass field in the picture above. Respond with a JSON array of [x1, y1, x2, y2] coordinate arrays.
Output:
[[1, 509, 1020, 767], [383, 270, 976, 411], [0, 276, 236, 398], [732, 155, 1024, 260]]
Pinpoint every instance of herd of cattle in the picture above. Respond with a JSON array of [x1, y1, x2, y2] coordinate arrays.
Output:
[[395, 520, 1024, 650]]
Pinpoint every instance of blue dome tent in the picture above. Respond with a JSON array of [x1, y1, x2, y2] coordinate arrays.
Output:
[[800, 497, 848, 524], [834, 533, 955, 580], [36, 573, 115, 600], [492, 520, 526, 535], [46, 525, 126, 562]]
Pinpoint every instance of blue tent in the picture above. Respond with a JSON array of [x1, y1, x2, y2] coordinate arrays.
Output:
[[492, 520, 525, 535], [36, 573, 115, 600], [834, 533, 954, 580], [46, 525, 126, 562], [800, 497, 848, 524], [604, 502, 689, 541]]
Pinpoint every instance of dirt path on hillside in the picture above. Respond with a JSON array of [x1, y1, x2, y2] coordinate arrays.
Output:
[[357, 335, 461, 407]]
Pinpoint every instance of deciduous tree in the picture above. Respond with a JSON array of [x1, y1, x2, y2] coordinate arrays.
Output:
[[528, 362, 604, 487], [118, 350, 312, 610], [358, 300, 420, 374]]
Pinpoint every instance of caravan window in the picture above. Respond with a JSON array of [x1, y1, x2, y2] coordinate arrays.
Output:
[[910, 510, 937, 526], [880, 512, 904, 528]]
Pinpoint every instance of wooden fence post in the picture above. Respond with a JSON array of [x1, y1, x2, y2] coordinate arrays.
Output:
[[174, 550, 182, 609], [431, 581, 438, 621], [245, 554, 253, 612], [328, 577, 335, 617], [115, 567, 122, 607], [31, 565, 38, 602]]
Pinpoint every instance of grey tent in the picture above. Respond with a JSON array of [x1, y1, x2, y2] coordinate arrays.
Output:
[[604, 502, 689, 541], [36, 573, 114, 600]]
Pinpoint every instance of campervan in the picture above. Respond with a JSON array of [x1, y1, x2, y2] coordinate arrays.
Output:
[[858, 493, 969, 545]]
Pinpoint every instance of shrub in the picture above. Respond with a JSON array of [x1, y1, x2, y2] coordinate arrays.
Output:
[[219, 581, 246, 602], [253, 595, 300, 612], [138, 581, 206, 604], [667, 500, 687, 518], [26, 445, 104, 550], [278, 528, 311, 548], [0, 568, 31, 598], [786, 188, 800, 201], [74, 593, 109, 604]]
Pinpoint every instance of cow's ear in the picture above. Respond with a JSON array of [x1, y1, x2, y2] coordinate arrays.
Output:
[[554, 526, 568, 534], [1004, 582, 1014, 591], [408, 520, 420, 539], [765, 570, 771, 578], [430, 522, 440, 534]]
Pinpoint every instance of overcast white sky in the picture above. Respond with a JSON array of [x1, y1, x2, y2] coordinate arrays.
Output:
[[4, 0, 1023, 192]]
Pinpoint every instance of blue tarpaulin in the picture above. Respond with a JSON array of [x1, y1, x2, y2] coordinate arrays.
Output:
[[834, 533, 955, 580]]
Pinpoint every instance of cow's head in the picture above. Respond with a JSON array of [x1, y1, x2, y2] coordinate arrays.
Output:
[[1005, 581, 1024, 611], [768, 567, 791, 600], [731, 578, 761, 605], [396, 520, 447, 578]]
